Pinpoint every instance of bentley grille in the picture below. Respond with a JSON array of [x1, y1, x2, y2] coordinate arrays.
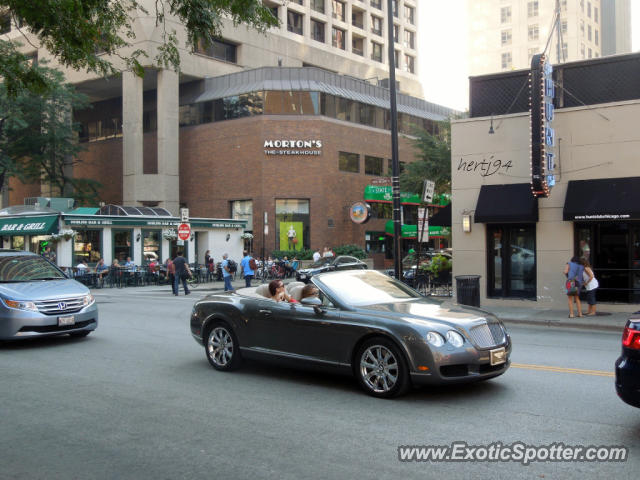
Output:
[[468, 321, 506, 348], [35, 297, 86, 315]]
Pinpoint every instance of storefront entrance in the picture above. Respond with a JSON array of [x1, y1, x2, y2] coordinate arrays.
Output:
[[487, 224, 536, 299], [575, 222, 640, 303]]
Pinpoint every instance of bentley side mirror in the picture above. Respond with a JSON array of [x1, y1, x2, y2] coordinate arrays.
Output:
[[301, 296, 324, 314]]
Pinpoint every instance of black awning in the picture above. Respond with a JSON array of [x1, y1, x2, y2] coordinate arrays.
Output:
[[474, 184, 538, 223], [563, 177, 640, 221], [429, 203, 451, 227]]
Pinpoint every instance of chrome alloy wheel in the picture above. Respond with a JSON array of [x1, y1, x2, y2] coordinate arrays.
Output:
[[207, 327, 234, 367], [359, 345, 399, 393]]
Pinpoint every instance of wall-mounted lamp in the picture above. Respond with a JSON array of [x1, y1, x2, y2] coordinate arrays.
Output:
[[462, 214, 472, 233], [226, 233, 231, 242], [488, 116, 495, 135], [135, 233, 141, 242], [190, 234, 194, 242]]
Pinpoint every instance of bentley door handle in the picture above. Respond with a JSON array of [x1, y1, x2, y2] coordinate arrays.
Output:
[[259, 309, 272, 315]]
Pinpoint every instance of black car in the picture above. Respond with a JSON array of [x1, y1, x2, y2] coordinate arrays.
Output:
[[295, 255, 367, 283], [615, 313, 640, 408]]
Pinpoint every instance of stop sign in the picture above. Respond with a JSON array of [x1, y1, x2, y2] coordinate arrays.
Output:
[[178, 223, 191, 241]]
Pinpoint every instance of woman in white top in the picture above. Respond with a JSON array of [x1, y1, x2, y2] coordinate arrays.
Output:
[[580, 258, 599, 316]]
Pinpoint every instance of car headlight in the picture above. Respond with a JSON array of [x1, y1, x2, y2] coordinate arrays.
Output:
[[446, 330, 465, 348], [426, 331, 445, 347], [299, 274, 306, 279], [3, 298, 38, 312], [82, 294, 95, 307]]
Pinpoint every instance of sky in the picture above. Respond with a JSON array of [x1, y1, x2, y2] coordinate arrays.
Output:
[[418, 0, 640, 112]]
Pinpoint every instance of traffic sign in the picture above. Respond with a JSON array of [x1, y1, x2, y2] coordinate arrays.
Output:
[[180, 208, 189, 223], [422, 180, 435, 204], [178, 223, 191, 241]]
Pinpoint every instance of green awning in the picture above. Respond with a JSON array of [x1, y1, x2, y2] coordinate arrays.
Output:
[[364, 186, 421, 205], [0, 215, 59, 236], [384, 221, 451, 238], [68, 207, 100, 215]]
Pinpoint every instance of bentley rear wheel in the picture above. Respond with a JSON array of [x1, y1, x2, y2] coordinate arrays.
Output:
[[355, 338, 409, 398], [205, 322, 242, 371]]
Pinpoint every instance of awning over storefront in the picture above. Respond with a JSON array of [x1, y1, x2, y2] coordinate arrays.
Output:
[[474, 184, 538, 223], [563, 177, 640, 221], [429, 204, 451, 227], [384, 221, 451, 238], [0, 215, 59, 236]]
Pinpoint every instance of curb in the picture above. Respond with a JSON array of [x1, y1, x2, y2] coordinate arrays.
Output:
[[501, 317, 625, 332]]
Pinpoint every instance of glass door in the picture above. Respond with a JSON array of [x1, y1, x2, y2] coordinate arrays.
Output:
[[487, 224, 536, 298]]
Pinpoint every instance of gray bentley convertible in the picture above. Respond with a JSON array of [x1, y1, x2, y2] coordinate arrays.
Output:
[[190, 270, 511, 398]]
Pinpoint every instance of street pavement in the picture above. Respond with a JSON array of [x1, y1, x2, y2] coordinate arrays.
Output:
[[0, 283, 638, 479]]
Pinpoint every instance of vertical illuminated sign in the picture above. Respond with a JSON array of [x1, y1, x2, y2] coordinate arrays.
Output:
[[530, 53, 555, 197]]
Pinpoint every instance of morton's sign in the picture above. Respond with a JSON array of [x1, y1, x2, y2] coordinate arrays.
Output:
[[264, 139, 323, 156]]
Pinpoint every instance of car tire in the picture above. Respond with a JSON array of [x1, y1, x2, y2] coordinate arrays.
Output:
[[355, 337, 410, 398], [69, 330, 91, 338], [205, 321, 242, 371]]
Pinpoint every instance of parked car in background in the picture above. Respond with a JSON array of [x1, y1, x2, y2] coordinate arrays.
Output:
[[295, 255, 367, 283], [190, 269, 511, 398], [0, 250, 98, 341], [615, 313, 640, 408]]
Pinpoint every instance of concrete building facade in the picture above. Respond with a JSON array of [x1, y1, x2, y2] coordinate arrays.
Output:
[[467, 0, 633, 76], [1, 0, 423, 217]]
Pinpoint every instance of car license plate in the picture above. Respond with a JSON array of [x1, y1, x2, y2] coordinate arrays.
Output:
[[58, 315, 75, 326], [490, 347, 506, 366]]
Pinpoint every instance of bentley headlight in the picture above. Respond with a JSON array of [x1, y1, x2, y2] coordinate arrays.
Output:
[[446, 330, 465, 348], [426, 331, 445, 347]]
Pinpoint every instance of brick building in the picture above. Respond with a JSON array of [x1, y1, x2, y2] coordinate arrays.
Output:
[[60, 67, 455, 257]]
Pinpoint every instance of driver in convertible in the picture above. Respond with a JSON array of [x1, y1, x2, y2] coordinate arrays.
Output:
[[268, 279, 297, 303]]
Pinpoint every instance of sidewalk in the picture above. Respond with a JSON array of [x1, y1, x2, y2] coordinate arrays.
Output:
[[92, 277, 635, 332]]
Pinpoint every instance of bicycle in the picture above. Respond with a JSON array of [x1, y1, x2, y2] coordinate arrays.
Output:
[[186, 271, 200, 289]]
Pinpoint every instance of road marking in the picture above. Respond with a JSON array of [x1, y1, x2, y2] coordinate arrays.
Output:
[[511, 363, 615, 378]]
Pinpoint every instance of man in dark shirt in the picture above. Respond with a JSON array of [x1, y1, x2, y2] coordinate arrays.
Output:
[[172, 252, 190, 296]]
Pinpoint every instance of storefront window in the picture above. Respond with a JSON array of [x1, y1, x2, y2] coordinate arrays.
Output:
[[74, 230, 102, 266], [366, 232, 386, 254], [113, 230, 132, 262], [231, 200, 253, 232], [487, 225, 536, 298], [275, 199, 310, 252], [30, 235, 54, 256], [11, 236, 25, 250], [142, 230, 161, 264]]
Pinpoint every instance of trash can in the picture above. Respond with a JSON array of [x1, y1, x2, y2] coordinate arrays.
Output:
[[455, 275, 481, 307]]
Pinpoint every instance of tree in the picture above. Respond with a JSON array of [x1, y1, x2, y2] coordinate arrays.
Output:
[[0, 56, 101, 204], [400, 120, 451, 196], [0, 0, 279, 95]]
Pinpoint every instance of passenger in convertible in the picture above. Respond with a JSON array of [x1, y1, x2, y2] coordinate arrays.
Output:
[[268, 279, 297, 303]]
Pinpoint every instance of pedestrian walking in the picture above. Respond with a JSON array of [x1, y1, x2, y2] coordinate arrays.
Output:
[[172, 251, 191, 296], [580, 258, 599, 316], [240, 250, 255, 287], [166, 257, 176, 294], [221, 253, 234, 292], [563, 256, 584, 318]]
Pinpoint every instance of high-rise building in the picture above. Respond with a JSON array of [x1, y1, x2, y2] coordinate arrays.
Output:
[[600, 0, 632, 55], [2, 1, 456, 259], [468, 0, 610, 76]]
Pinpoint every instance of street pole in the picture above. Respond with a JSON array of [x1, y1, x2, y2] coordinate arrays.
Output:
[[387, 0, 402, 280]]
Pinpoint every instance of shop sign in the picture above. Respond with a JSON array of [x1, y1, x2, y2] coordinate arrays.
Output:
[[0, 216, 59, 235], [64, 216, 247, 229], [349, 202, 371, 224], [530, 53, 556, 197], [364, 185, 421, 205], [384, 221, 450, 238], [264, 139, 322, 156]]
